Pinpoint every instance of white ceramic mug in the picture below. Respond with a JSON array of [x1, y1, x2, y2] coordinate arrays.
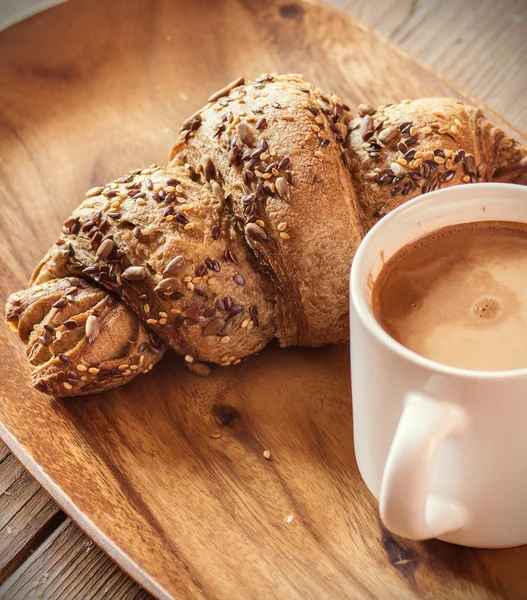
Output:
[[350, 183, 527, 548]]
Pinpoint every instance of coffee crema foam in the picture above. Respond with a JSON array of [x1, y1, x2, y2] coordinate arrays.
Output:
[[372, 220, 527, 371]]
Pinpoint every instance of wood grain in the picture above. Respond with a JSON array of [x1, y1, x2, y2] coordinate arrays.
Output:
[[0, 519, 150, 600], [0, 452, 65, 581], [0, 0, 526, 599], [328, 0, 527, 132]]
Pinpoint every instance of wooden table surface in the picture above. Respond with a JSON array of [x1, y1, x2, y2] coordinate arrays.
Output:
[[0, 1, 525, 599]]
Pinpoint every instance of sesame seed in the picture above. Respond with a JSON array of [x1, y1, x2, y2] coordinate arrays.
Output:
[[233, 359, 241, 365], [159, 312, 168, 318], [192, 276, 202, 283], [208, 277, 216, 285], [314, 150, 325, 159], [77, 364, 87, 372], [159, 318, 168, 325], [210, 430, 221, 439], [256, 219, 265, 228], [221, 354, 230, 362], [221, 336, 231, 344], [280, 232, 290, 240], [63, 382, 73, 390], [241, 319, 250, 328], [454, 118, 462, 127], [284, 515, 295, 524], [263, 450, 271, 460], [130, 365, 138, 371], [187, 282, 194, 291], [185, 355, 194, 363], [119, 364, 130, 370], [184, 223, 195, 230], [434, 156, 445, 164], [170, 308, 182, 314], [183, 276, 192, 282], [147, 319, 158, 325], [450, 125, 458, 135], [165, 214, 175, 222], [143, 303, 150, 313], [421, 126, 432, 135]]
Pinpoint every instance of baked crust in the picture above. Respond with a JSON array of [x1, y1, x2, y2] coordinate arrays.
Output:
[[5, 76, 527, 397], [5, 277, 164, 396]]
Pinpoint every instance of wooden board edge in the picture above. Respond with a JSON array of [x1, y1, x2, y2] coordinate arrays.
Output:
[[0, 421, 169, 600], [1, 2, 525, 599]]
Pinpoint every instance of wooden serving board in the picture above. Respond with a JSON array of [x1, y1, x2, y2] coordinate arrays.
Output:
[[1, 1, 526, 598]]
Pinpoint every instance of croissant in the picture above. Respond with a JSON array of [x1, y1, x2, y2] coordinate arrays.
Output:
[[5, 74, 527, 397]]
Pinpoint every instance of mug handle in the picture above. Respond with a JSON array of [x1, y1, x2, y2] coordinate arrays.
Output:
[[379, 391, 469, 540]]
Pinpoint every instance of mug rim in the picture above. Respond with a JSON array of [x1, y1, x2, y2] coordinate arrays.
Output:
[[350, 182, 527, 380]]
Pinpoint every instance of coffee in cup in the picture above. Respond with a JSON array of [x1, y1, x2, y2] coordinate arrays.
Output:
[[371, 220, 527, 371]]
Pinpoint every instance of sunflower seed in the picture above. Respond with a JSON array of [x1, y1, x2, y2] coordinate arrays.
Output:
[[85, 186, 104, 198], [358, 103, 375, 117], [203, 317, 226, 336], [201, 156, 216, 181], [186, 361, 211, 376], [245, 222, 267, 241], [464, 153, 477, 175], [360, 115, 374, 140], [181, 113, 202, 132], [341, 148, 352, 169], [211, 180, 224, 204], [207, 76, 245, 103], [163, 255, 186, 276], [275, 177, 290, 201], [96, 238, 115, 261], [155, 277, 181, 294], [378, 125, 400, 146], [122, 266, 146, 281], [86, 315, 99, 344], [390, 162, 406, 177], [237, 122, 255, 147]]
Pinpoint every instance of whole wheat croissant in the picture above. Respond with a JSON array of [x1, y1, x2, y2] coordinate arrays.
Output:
[[5, 74, 527, 396]]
